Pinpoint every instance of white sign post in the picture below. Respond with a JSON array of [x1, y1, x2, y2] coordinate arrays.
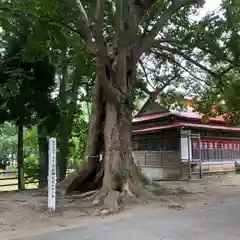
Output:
[[48, 137, 57, 212]]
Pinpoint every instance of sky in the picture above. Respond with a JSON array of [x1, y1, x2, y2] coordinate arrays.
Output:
[[200, 0, 222, 16], [204, 0, 222, 9]]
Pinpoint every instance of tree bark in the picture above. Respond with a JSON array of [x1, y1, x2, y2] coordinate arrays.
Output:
[[58, 66, 80, 180], [59, 69, 156, 211], [37, 125, 49, 188], [58, 52, 69, 181]]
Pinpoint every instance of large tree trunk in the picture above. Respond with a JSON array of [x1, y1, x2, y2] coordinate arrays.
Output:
[[59, 67, 156, 211], [58, 1, 157, 207]]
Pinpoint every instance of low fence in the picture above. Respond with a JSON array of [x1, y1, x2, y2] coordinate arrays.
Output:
[[133, 150, 238, 180], [0, 170, 36, 191], [0, 168, 74, 192]]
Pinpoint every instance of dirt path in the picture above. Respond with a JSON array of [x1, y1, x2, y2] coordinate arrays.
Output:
[[17, 197, 240, 240], [1, 175, 240, 239]]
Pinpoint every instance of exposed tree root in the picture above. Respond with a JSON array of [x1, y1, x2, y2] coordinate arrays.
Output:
[[58, 159, 96, 196], [62, 190, 98, 199], [89, 165, 165, 213], [91, 187, 122, 215], [89, 178, 163, 215], [56, 159, 188, 215]]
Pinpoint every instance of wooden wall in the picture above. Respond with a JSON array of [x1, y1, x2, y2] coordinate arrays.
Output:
[[133, 150, 179, 166], [132, 129, 180, 151], [133, 150, 181, 180]]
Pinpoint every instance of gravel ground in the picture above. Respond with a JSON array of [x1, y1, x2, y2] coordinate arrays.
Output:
[[17, 198, 240, 240], [1, 175, 240, 240]]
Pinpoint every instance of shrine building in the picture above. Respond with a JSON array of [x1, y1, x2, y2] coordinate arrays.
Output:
[[132, 98, 240, 180]]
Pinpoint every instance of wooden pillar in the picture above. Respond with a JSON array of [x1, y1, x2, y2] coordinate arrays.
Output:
[[187, 134, 192, 179], [180, 129, 192, 179], [198, 134, 203, 179]]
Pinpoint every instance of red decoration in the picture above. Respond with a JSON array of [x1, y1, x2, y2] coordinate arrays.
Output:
[[187, 99, 193, 105], [199, 138, 240, 150]]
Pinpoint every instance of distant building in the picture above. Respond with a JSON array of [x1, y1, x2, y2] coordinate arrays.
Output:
[[132, 98, 240, 180]]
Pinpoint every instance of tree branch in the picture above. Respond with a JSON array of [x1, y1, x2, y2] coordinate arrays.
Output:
[[138, 59, 155, 90], [115, 0, 128, 92], [137, 69, 181, 117], [153, 51, 210, 85], [153, 37, 236, 66], [94, 0, 112, 77], [153, 44, 217, 76], [218, 65, 234, 77], [152, 50, 234, 88], [154, 44, 235, 78], [61, 0, 95, 54], [154, 69, 181, 97], [138, 0, 201, 57], [93, 0, 125, 106], [128, 1, 140, 43], [75, 0, 90, 26], [94, 0, 106, 55]]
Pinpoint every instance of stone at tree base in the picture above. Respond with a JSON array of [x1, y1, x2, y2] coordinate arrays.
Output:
[[100, 209, 110, 216]]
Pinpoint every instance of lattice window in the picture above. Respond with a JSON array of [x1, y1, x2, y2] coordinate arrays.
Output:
[[138, 139, 147, 150], [146, 138, 160, 151], [132, 140, 138, 150], [162, 138, 170, 151]]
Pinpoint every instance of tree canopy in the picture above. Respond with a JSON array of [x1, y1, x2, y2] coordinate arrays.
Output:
[[0, 31, 58, 126]]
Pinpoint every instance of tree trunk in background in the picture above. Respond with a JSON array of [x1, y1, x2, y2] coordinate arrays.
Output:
[[58, 53, 69, 181], [58, 123, 69, 181], [17, 123, 24, 190], [58, 65, 79, 181], [37, 125, 48, 188]]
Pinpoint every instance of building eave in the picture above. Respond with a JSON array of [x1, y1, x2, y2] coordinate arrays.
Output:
[[132, 122, 240, 134], [133, 110, 226, 124]]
